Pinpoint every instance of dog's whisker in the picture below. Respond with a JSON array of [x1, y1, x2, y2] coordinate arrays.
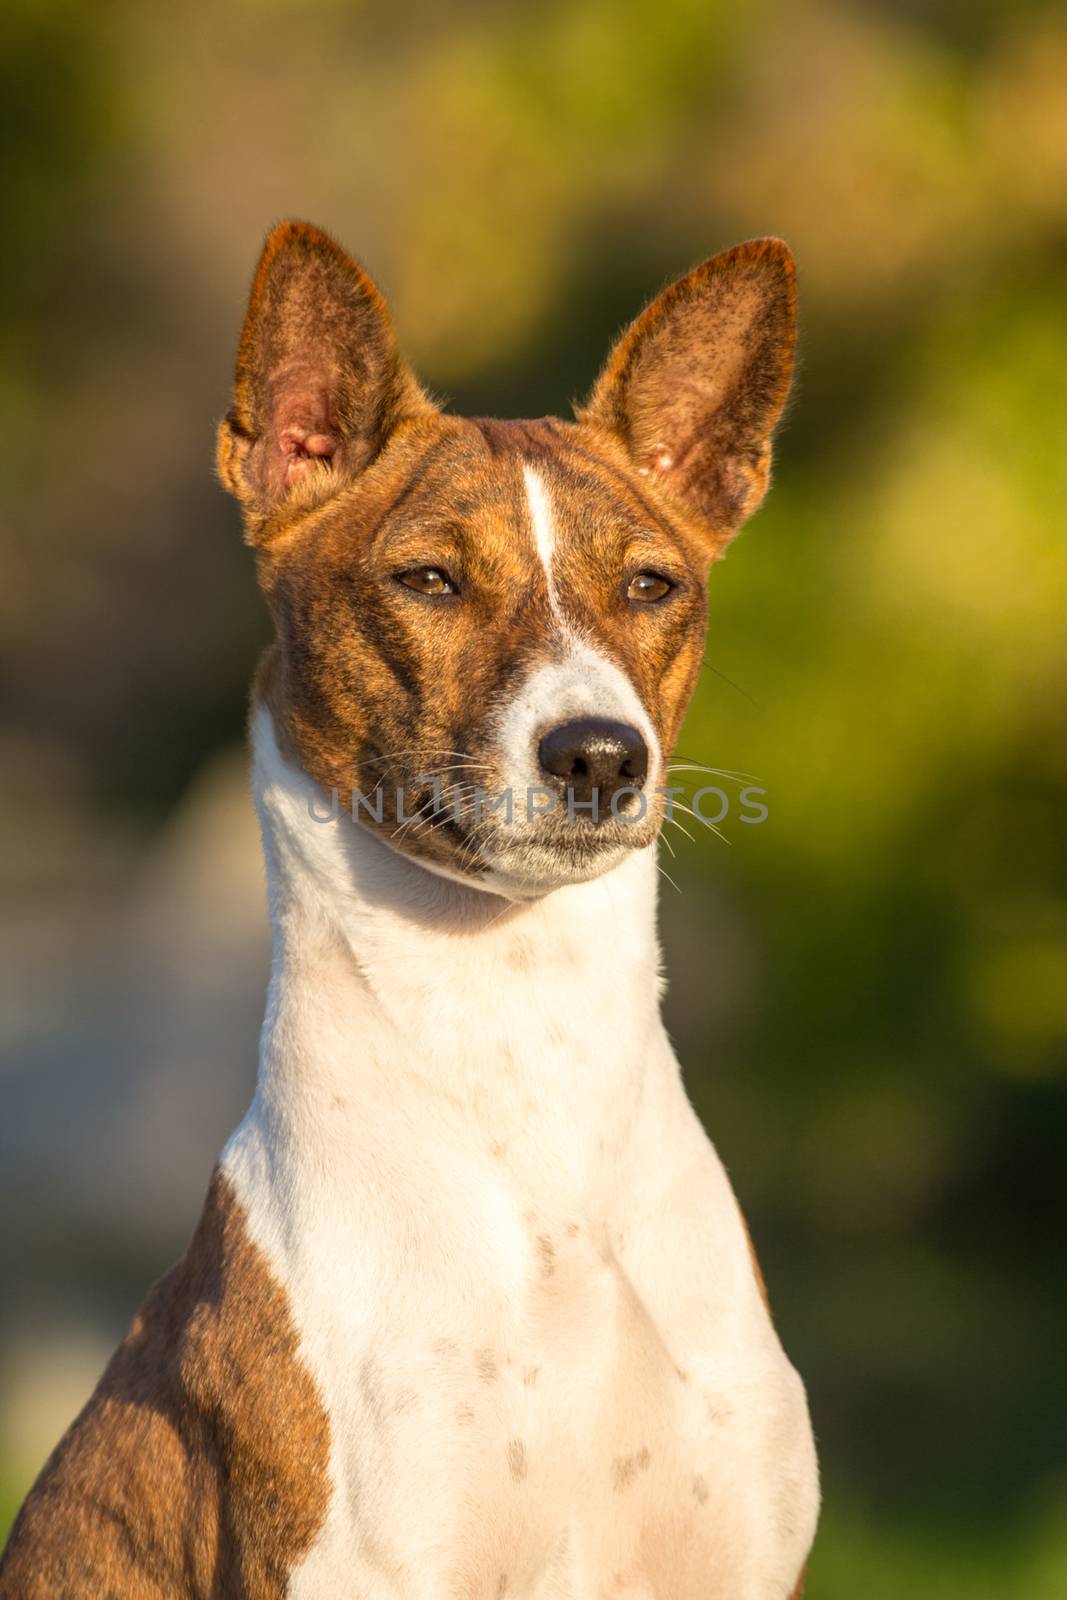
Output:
[[389, 777, 493, 841], [656, 862, 683, 895], [669, 798, 730, 846], [697, 658, 759, 706], [667, 761, 758, 783], [663, 813, 696, 845], [361, 749, 494, 774]]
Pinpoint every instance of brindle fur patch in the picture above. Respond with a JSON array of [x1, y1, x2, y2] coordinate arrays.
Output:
[[0, 1171, 330, 1600]]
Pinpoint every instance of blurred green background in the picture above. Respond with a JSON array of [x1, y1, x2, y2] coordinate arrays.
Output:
[[2, 0, 1065, 1591]]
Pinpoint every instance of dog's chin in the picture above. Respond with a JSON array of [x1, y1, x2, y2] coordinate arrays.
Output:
[[470, 827, 652, 901]]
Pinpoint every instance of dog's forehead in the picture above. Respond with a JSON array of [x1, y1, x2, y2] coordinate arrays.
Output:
[[470, 417, 676, 541], [367, 416, 679, 556]]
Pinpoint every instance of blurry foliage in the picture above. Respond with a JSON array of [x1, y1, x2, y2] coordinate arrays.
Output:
[[2, 0, 1066, 1590]]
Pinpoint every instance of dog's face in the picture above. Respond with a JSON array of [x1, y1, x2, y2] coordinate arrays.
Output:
[[219, 224, 795, 897]]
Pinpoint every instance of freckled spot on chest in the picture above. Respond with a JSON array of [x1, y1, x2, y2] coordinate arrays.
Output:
[[506, 1438, 528, 1483], [705, 1395, 734, 1427], [612, 1446, 652, 1492], [476, 1347, 500, 1383], [507, 939, 533, 971], [536, 1235, 556, 1278], [393, 1386, 418, 1415], [359, 1357, 390, 1431]]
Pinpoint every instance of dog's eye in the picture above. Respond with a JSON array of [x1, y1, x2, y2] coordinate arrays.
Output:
[[397, 567, 456, 596], [626, 571, 673, 603]]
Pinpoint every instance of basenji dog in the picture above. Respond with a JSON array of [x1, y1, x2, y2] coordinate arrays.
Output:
[[1, 222, 818, 1599]]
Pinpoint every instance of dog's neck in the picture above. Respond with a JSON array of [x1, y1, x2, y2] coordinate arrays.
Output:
[[248, 707, 670, 1193]]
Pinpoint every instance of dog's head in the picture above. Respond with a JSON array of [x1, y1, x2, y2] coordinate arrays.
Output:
[[218, 223, 795, 898]]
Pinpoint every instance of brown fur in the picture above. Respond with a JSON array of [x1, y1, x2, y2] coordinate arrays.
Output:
[[0, 1172, 330, 1599]]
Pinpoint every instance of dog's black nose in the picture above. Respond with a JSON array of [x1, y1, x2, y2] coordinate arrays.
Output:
[[538, 717, 649, 806]]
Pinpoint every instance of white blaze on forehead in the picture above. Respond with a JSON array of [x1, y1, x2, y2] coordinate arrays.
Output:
[[523, 463, 561, 615]]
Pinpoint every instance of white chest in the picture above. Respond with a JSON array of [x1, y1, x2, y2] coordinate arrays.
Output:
[[225, 1068, 817, 1600], [231, 735, 818, 1597]]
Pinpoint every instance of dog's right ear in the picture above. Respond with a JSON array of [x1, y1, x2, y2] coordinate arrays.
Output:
[[217, 222, 434, 543]]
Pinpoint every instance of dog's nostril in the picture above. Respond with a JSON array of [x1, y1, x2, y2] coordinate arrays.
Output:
[[537, 718, 649, 800]]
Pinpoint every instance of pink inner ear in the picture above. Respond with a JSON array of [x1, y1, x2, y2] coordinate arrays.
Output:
[[271, 372, 341, 489], [279, 426, 339, 488]]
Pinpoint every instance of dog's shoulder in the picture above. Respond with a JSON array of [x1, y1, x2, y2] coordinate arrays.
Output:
[[0, 1169, 331, 1600]]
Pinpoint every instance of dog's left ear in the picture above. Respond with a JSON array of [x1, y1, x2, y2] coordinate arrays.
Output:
[[578, 239, 796, 550], [217, 221, 434, 543]]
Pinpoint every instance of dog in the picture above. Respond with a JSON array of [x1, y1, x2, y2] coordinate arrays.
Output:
[[0, 222, 818, 1598]]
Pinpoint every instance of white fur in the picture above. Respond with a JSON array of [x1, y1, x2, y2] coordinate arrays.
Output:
[[524, 464, 560, 615], [221, 706, 818, 1598]]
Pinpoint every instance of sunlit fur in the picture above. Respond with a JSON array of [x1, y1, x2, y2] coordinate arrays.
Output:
[[0, 223, 816, 1600]]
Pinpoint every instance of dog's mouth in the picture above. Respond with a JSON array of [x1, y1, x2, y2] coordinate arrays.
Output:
[[438, 787, 661, 895], [343, 756, 663, 895]]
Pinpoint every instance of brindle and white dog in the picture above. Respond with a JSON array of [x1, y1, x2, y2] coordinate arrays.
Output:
[[1, 223, 818, 1599]]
